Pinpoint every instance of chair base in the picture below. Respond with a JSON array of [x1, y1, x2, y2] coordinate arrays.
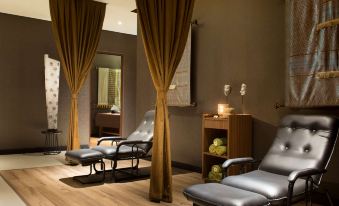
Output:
[[73, 173, 105, 184], [94, 164, 150, 182], [113, 167, 150, 182], [72, 162, 106, 184]]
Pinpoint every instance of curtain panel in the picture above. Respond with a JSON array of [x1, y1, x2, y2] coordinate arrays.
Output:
[[136, 0, 195, 202], [49, 0, 106, 150]]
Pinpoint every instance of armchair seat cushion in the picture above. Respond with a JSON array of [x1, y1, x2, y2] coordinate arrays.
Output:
[[221, 170, 305, 200], [183, 183, 268, 206], [92, 145, 146, 159]]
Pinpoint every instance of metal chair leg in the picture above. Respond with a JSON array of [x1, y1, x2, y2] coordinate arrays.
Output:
[[89, 164, 93, 175], [309, 179, 313, 206], [101, 160, 106, 181], [112, 159, 117, 180], [287, 181, 294, 206], [305, 180, 309, 206], [325, 189, 334, 206]]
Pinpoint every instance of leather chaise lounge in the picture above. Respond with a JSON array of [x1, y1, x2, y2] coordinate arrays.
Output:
[[184, 114, 339, 206], [92, 110, 154, 180], [65, 110, 155, 183]]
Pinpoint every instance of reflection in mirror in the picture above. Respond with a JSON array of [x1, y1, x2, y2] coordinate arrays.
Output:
[[97, 67, 121, 111]]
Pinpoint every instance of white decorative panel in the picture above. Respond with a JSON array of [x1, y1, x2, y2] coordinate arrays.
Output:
[[44, 54, 60, 129]]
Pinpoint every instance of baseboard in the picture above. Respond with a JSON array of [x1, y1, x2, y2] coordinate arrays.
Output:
[[172, 161, 201, 173], [0, 145, 89, 155], [142, 157, 201, 173]]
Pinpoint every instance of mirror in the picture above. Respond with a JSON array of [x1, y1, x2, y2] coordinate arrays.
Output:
[[97, 67, 121, 112], [90, 53, 122, 138]]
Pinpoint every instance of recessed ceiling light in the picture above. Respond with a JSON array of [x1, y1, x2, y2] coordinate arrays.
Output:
[[117, 21, 123, 25]]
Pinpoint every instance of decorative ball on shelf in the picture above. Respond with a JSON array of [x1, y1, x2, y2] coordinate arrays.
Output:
[[208, 171, 223, 181], [208, 164, 223, 181], [209, 144, 216, 154], [213, 138, 226, 146], [215, 146, 227, 156], [211, 165, 222, 173]]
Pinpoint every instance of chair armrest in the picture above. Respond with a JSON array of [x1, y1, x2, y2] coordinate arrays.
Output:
[[288, 168, 326, 183], [222, 157, 254, 169], [97, 136, 125, 145], [117, 140, 153, 148], [286, 168, 327, 206], [115, 140, 153, 159]]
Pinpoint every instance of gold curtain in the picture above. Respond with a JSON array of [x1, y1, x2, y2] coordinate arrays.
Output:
[[136, 0, 195, 202], [49, 0, 106, 150]]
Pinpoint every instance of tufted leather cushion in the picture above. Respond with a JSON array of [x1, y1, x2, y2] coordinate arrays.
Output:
[[65, 149, 104, 165], [92, 145, 146, 159], [126, 110, 155, 151], [221, 170, 305, 201], [183, 183, 268, 206], [259, 114, 339, 184]]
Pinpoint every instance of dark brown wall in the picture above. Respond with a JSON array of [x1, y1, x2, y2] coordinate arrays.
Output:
[[96, 31, 137, 137], [0, 13, 136, 149], [136, 0, 339, 186], [136, 0, 286, 166]]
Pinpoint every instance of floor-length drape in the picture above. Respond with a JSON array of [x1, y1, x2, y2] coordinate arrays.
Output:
[[49, 0, 106, 150], [136, 0, 195, 202]]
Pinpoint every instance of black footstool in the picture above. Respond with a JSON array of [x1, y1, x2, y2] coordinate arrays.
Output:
[[184, 183, 268, 206], [65, 149, 106, 184]]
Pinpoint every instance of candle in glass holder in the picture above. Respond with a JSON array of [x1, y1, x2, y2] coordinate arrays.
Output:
[[218, 104, 227, 117], [218, 104, 234, 117]]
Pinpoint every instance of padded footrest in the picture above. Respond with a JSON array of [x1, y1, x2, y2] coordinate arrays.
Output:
[[65, 149, 104, 166], [65, 149, 106, 184], [184, 183, 268, 206]]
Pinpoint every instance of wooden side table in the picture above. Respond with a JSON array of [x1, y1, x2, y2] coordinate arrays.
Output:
[[95, 113, 120, 138], [202, 114, 252, 181], [41, 129, 62, 155]]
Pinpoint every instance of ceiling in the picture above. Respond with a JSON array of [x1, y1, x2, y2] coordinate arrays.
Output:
[[0, 0, 137, 35]]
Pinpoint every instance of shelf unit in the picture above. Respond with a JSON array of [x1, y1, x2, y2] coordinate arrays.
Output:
[[202, 114, 252, 180]]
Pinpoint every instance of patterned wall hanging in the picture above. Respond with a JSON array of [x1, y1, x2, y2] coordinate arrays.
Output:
[[44, 54, 60, 129], [167, 26, 192, 106], [286, 0, 339, 107]]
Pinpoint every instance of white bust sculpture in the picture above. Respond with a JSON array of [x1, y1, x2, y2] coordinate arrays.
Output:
[[240, 83, 247, 96], [224, 84, 232, 97]]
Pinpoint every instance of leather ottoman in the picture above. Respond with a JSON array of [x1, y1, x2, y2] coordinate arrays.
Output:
[[66, 149, 104, 166], [183, 183, 268, 206], [65, 149, 106, 183]]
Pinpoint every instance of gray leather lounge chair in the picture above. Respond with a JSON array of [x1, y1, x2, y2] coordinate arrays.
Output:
[[92, 110, 155, 180], [184, 114, 339, 206]]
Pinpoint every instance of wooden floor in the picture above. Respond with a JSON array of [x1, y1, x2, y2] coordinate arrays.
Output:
[[0, 159, 202, 206], [0, 138, 325, 206]]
